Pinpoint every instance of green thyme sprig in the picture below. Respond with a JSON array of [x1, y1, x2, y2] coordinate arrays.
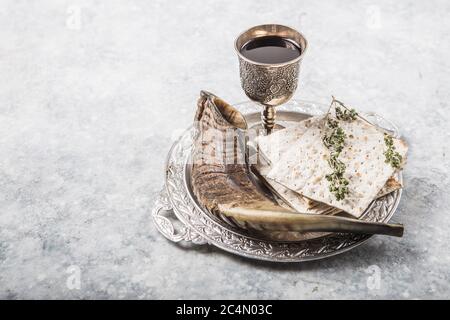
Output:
[[323, 116, 349, 201], [322, 120, 346, 153], [321, 97, 359, 201], [335, 106, 358, 121], [332, 97, 358, 121], [325, 157, 349, 201], [384, 133, 403, 169]]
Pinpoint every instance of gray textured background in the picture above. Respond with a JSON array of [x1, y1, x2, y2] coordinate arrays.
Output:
[[1, 0, 449, 299]]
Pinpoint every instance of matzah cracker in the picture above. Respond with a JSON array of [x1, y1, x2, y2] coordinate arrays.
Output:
[[266, 113, 408, 217]]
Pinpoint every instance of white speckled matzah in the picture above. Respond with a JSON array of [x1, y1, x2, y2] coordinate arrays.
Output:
[[256, 116, 320, 165], [256, 157, 341, 215], [259, 159, 401, 215], [266, 114, 408, 217], [253, 117, 321, 212]]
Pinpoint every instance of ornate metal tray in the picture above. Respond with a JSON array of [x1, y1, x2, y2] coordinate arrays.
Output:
[[152, 100, 403, 262]]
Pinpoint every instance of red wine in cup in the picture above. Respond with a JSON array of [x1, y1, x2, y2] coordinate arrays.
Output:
[[240, 36, 301, 64]]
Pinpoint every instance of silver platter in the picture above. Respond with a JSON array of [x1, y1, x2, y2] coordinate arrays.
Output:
[[152, 100, 403, 262]]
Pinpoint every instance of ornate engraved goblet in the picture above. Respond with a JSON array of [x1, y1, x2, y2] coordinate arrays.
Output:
[[235, 24, 308, 134]]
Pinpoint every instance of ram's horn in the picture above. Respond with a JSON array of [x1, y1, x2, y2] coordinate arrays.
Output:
[[219, 204, 404, 237], [191, 90, 280, 215]]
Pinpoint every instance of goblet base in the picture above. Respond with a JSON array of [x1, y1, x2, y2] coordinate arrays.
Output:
[[261, 105, 284, 134], [249, 122, 285, 135]]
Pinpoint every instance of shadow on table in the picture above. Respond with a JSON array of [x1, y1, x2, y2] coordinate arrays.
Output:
[[220, 243, 391, 271], [166, 237, 399, 271]]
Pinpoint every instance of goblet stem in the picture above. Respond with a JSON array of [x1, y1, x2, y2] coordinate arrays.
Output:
[[261, 105, 276, 134]]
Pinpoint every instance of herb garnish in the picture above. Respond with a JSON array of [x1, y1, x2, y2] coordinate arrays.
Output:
[[322, 97, 357, 201], [333, 98, 358, 121], [335, 106, 358, 121], [322, 119, 345, 153], [383, 133, 403, 169], [323, 118, 349, 201]]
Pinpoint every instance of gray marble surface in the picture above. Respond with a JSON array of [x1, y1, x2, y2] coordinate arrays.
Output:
[[0, 0, 449, 299]]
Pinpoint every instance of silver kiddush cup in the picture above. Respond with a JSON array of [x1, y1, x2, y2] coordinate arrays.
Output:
[[235, 24, 308, 134]]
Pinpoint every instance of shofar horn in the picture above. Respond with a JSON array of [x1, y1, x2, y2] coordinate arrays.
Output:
[[219, 205, 403, 237], [191, 91, 404, 237]]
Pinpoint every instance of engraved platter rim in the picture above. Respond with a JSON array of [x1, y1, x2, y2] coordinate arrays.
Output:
[[159, 99, 403, 262]]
